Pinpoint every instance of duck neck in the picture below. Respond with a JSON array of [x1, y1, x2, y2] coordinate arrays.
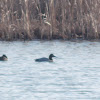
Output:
[[3, 57, 8, 61], [49, 56, 52, 60]]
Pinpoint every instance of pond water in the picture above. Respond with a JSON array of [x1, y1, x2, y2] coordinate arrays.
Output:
[[0, 40, 100, 100]]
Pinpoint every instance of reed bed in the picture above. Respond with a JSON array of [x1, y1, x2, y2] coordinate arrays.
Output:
[[0, 0, 100, 40]]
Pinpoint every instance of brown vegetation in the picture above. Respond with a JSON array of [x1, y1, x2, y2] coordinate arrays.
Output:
[[0, 0, 100, 40]]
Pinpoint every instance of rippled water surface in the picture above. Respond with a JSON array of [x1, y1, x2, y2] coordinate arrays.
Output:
[[0, 40, 100, 100]]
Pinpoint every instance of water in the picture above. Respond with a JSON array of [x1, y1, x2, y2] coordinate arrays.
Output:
[[0, 40, 100, 100]]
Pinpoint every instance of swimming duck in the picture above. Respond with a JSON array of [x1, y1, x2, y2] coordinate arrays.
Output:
[[35, 54, 56, 62], [0, 54, 8, 61]]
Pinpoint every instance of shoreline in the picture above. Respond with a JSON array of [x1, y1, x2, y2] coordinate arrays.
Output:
[[0, 38, 100, 42]]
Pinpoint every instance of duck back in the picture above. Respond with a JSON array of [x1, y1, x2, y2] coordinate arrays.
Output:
[[0, 57, 3, 61], [35, 57, 49, 62]]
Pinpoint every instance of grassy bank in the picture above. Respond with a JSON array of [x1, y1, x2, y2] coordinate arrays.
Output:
[[0, 0, 100, 40]]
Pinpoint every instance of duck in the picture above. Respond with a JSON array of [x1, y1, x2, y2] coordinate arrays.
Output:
[[0, 54, 8, 61], [35, 54, 56, 62]]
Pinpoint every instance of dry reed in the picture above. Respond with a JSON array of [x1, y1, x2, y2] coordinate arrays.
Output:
[[0, 0, 100, 40]]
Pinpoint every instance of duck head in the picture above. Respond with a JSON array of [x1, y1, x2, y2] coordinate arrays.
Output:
[[2, 54, 8, 61], [49, 54, 56, 60]]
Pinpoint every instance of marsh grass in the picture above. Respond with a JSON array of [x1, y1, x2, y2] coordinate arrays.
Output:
[[0, 0, 100, 40]]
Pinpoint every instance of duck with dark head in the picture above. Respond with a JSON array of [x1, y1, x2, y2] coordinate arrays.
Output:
[[35, 54, 56, 62], [0, 54, 8, 61]]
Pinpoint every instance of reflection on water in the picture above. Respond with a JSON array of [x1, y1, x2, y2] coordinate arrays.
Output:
[[0, 40, 100, 100]]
